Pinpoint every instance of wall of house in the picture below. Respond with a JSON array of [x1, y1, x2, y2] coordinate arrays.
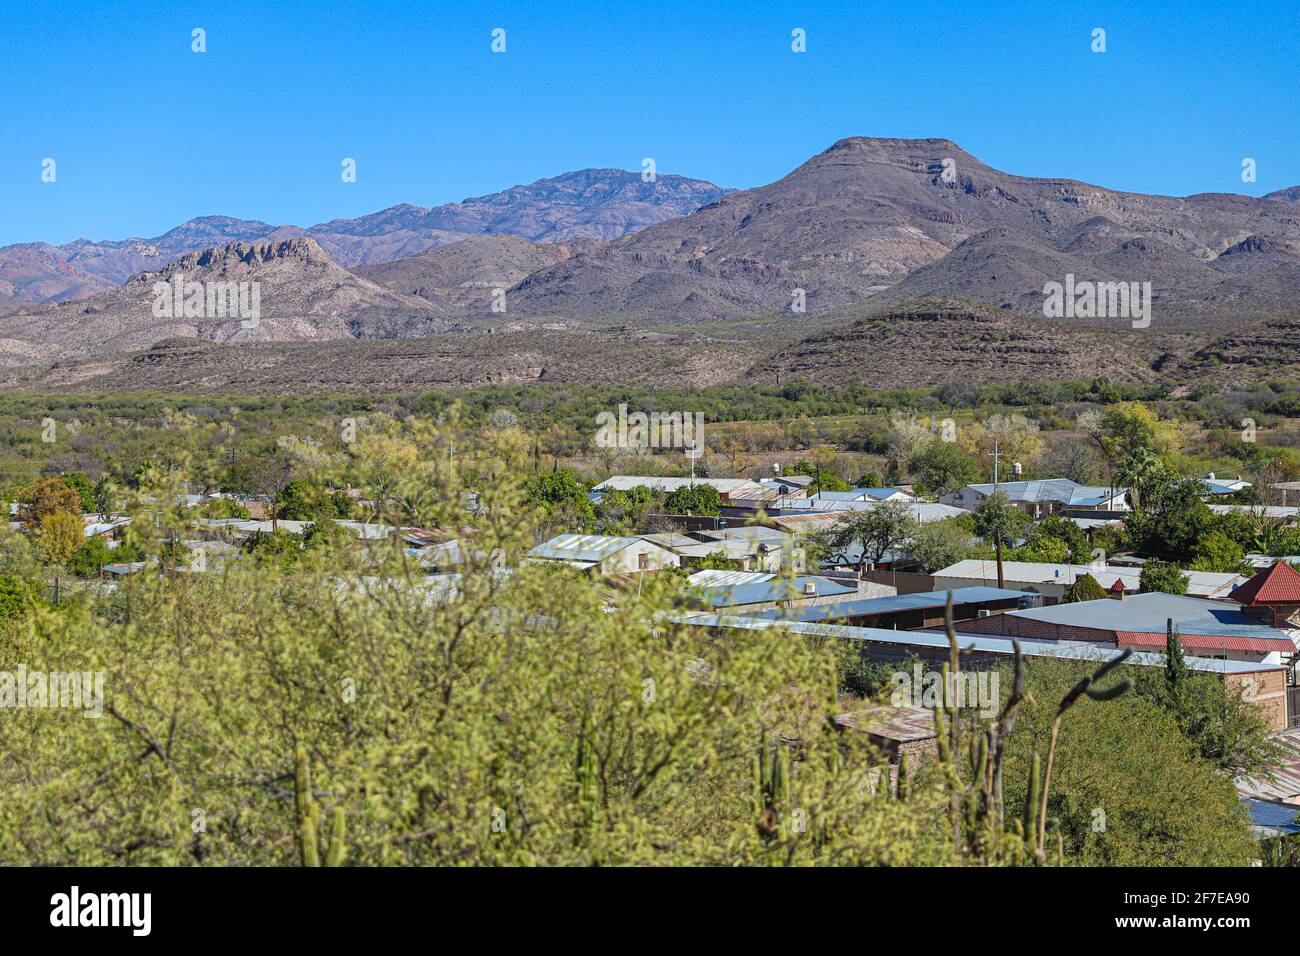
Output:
[[1225, 669, 1288, 733], [931, 576, 1067, 603], [863, 570, 934, 594], [597, 543, 680, 575], [955, 613, 1277, 664]]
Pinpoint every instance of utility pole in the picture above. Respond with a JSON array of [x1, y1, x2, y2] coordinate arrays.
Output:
[[988, 439, 1003, 487]]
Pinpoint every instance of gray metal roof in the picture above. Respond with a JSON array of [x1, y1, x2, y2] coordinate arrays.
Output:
[[666, 611, 1284, 675], [749, 587, 1030, 623], [526, 534, 643, 563], [687, 575, 858, 608], [966, 478, 1126, 506], [986, 591, 1275, 634]]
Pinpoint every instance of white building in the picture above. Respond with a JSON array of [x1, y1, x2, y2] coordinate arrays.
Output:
[[941, 479, 1129, 517], [932, 559, 1248, 603], [525, 534, 680, 575]]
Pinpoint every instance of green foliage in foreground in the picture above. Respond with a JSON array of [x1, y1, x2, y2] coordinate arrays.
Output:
[[1001, 658, 1256, 866], [0, 416, 1263, 866]]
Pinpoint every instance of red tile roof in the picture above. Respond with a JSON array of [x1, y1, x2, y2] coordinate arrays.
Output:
[[1116, 630, 1297, 654], [1230, 561, 1300, 606]]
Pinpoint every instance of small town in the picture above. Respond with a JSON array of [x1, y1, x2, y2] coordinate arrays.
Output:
[[2, 0, 1295, 933], [3, 389, 1299, 877]]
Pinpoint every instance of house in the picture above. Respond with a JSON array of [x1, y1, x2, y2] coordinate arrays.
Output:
[[83, 514, 130, 539], [932, 559, 1248, 602], [642, 526, 793, 573], [749, 586, 1032, 629], [758, 500, 966, 523], [1201, 473, 1252, 498], [1242, 798, 1300, 839], [640, 532, 785, 573], [525, 534, 680, 575], [940, 479, 1129, 517], [1213, 504, 1299, 525], [1246, 554, 1300, 570], [402, 528, 467, 569], [756, 475, 814, 496], [1229, 561, 1300, 629], [955, 591, 1297, 676], [590, 476, 766, 501], [809, 487, 915, 504], [682, 569, 865, 613], [672, 610, 1290, 731], [1237, 734, 1300, 801]]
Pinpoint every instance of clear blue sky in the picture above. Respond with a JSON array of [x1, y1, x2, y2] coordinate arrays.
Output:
[[2, 0, 1297, 246]]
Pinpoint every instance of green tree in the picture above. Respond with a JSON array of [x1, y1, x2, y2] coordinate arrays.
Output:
[[900, 519, 985, 573], [276, 480, 352, 522], [661, 484, 722, 517], [1139, 559, 1189, 595], [1115, 447, 1168, 511], [199, 497, 253, 520], [1001, 659, 1255, 866], [525, 470, 595, 531], [906, 440, 978, 495], [0, 574, 45, 622], [593, 486, 662, 534], [1126, 478, 1216, 561], [791, 460, 851, 493], [1064, 573, 1107, 603], [815, 501, 917, 574], [1125, 625, 1286, 778], [1189, 531, 1248, 574], [242, 528, 304, 569], [38, 510, 84, 566], [60, 472, 96, 513], [972, 493, 1033, 588], [66, 535, 114, 577]]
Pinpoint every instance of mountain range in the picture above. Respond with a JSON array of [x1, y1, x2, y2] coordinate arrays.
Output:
[[1, 137, 1297, 390], [0, 169, 730, 310]]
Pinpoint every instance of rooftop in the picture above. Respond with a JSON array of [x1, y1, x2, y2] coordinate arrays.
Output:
[[750, 587, 1030, 623], [935, 559, 1246, 598], [526, 534, 644, 563], [965, 479, 1126, 507], [960, 592, 1297, 654], [1230, 561, 1300, 606], [668, 612, 1284, 675], [685, 574, 858, 608], [592, 476, 762, 495]]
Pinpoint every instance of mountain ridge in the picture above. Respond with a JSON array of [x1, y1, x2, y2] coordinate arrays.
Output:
[[0, 169, 731, 310]]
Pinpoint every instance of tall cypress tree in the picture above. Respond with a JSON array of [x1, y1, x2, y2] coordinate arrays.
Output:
[[1165, 617, 1189, 706]]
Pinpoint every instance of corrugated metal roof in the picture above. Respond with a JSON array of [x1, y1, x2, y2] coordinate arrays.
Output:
[[985, 591, 1263, 630], [687, 569, 773, 588], [965, 479, 1126, 506], [592, 476, 762, 495], [811, 488, 912, 502], [750, 587, 1030, 623], [1116, 630, 1296, 654], [1237, 735, 1300, 803], [526, 534, 643, 562], [687, 575, 858, 608], [1242, 798, 1300, 835], [835, 705, 936, 742], [936, 560, 1246, 598], [666, 611, 1286, 675], [1231, 561, 1300, 605]]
